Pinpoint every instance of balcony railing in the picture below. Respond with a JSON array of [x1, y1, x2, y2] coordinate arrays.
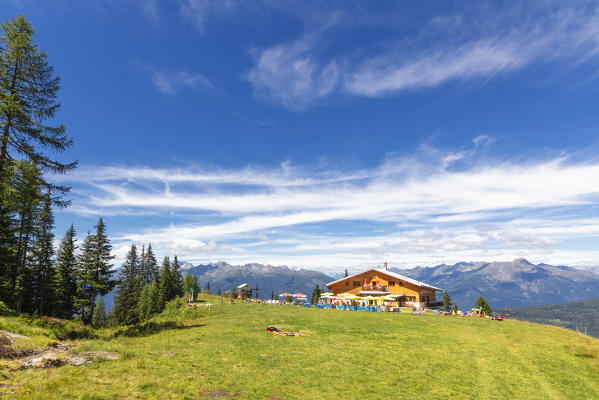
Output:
[[362, 285, 388, 291]]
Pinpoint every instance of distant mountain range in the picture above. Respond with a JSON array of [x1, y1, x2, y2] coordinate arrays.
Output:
[[510, 297, 599, 338], [391, 258, 599, 310], [181, 261, 332, 299], [101, 258, 599, 313]]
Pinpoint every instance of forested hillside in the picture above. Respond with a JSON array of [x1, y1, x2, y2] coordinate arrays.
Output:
[[510, 297, 599, 338]]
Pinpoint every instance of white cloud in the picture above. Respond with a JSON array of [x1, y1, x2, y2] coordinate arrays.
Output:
[[247, 34, 342, 110], [179, 0, 239, 32], [246, 3, 599, 109], [148, 69, 213, 95], [58, 144, 599, 270], [140, 0, 160, 23]]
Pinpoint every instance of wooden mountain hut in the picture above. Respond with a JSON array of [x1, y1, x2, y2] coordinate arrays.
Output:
[[326, 267, 443, 308]]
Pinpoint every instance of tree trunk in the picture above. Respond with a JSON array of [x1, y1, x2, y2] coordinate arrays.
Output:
[[0, 63, 20, 174]]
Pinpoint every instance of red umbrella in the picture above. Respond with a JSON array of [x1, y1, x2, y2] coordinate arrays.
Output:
[[279, 292, 291, 297], [293, 293, 307, 298]]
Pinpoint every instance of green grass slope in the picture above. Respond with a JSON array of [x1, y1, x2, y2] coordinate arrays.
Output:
[[510, 297, 599, 338], [2, 300, 599, 399]]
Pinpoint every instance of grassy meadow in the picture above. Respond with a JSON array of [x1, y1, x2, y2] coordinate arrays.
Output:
[[2, 296, 599, 399]]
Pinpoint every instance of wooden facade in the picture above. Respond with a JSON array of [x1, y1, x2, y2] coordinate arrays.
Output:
[[326, 268, 442, 307], [237, 284, 253, 299]]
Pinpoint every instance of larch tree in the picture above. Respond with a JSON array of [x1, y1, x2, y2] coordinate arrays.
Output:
[[0, 15, 76, 177], [148, 280, 160, 316], [91, 297, 107, 328], [137, 283, 151, 322], [10, 161, 43, 312]]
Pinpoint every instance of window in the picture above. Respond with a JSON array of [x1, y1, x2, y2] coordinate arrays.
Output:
[[389, 281, 395, 286], [353, 281, 360, 287], [399, 282, 403, 286], [345, 281, 349, 286]]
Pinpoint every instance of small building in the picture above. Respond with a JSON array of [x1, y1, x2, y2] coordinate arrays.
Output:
[[237, 284, 253, 299], [326, 267, 443, 308]]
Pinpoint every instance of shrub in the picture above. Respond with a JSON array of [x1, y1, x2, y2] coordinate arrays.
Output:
[[0, 301, 14, 316], [112, 321, 179, 338], [52, 320, 96, 340]]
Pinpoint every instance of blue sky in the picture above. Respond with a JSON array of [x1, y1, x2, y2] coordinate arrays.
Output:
[[4, 0, 599, 272]]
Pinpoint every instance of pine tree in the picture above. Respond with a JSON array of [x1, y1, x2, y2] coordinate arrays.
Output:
[[344, 269, 348, 277], [270, 289, 274, 300], [205, 281, 210, 294], [113, 244, 141, 325], [442, 290, 452, 312], [474, 295, 493, 315], [54, 224, 77, 319], [76, 218, 116, 324], [311, 285, 321, 304], [29, 192, 55, 316], [0, 15, 77, 176], [139, 244, 146, 283], [91, 297, 107, 328], [171, 255, 182, 298], [158, 256, 171, 310], [217, 288, 221, 296], [145, 244, 158, 283], [137, 283, 151, 322]]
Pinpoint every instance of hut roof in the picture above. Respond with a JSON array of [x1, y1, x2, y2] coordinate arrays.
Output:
[[237, 283, 252, 289]]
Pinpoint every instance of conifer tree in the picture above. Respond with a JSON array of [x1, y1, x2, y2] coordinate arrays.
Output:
[[474, 295, 493, 315], [344, 269, 348, 277], [158, 256, 171, 310], [91, 297, 107, 328], [0, 167, 16, 304], [145, 244, 158, 283], [139, 244, 146, 282], [148, 280, 160, 316], [205, 281, 210, 294], [76, 218, 116, 324], [217, 288, 221, 296], [311, 285, 321, 304], [10, 161, 43, 312], [54, 224, 77, 319], [271, 289, 275, 300], [172, 255, 183, 298], [442, 290, 453, 312], [137, 283, 151, 322], [0, 15, 76, 176], [29, 192, 55, 316], [183, 273, 199, 299], [113, 244, 141, 325]]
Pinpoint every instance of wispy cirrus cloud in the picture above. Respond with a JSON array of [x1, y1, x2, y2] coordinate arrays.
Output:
[[247, 2, 599, 110], [55, 140, 599, 270], [136, 62, 214, 95], [179, 0, 239, 32]]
